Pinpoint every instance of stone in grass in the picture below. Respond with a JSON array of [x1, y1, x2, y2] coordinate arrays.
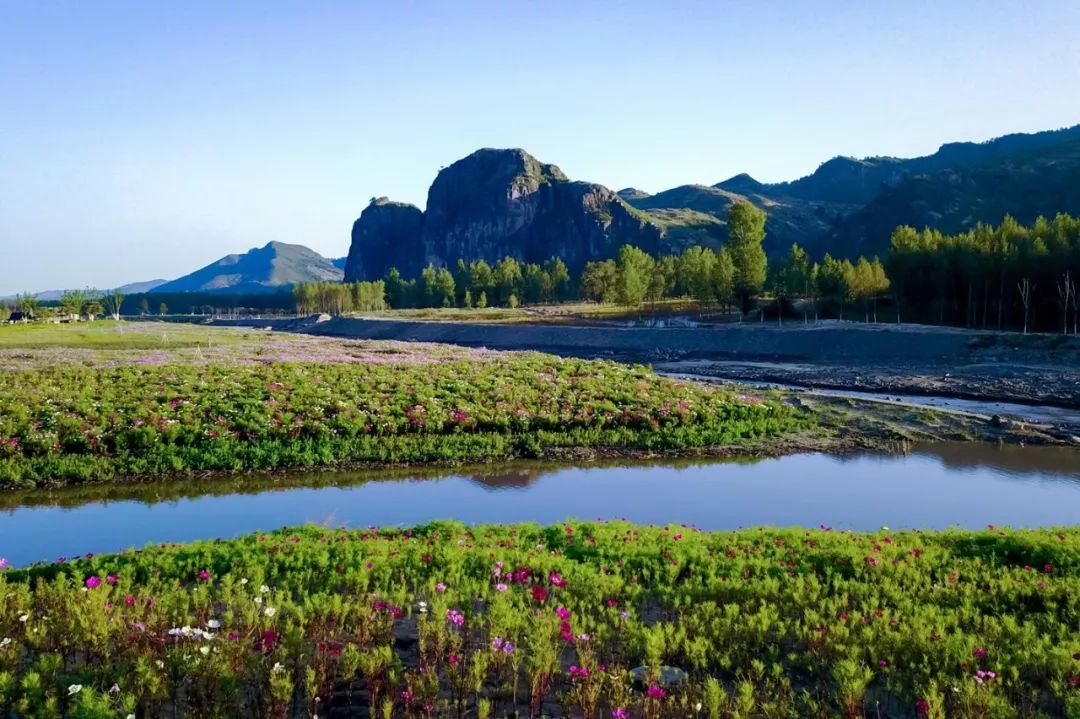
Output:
[[629, 665, 688, 688]]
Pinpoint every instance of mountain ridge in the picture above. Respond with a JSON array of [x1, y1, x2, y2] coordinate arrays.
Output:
[[151, 241, 343, 294]]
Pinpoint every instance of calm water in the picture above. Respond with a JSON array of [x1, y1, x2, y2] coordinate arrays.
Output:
[[2, 444, 1078, 567]]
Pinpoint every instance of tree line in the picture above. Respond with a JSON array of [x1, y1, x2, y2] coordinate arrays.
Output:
[[292, 281, 388, 315], [887, 213, 1080, 334]]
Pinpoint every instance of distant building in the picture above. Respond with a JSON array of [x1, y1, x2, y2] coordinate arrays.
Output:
[[8, 311, 33, 323]]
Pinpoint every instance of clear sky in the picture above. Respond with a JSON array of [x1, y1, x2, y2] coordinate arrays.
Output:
[[2, 0, 1079, 293]]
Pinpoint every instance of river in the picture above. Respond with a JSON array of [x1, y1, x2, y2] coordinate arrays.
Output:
[[2, 443, 1078, 567]]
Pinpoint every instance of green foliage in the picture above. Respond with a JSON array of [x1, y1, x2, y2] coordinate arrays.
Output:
[[293, 280, 387, 314], [0, 523, 1076, 717], [887, 213, 1080, 331], [0, 353, 798, 487], [726, 202, 768, 311], [615, 245, 655, 307]]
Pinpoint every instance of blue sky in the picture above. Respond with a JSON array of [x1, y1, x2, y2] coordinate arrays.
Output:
[[2, 1, 1079, 293]]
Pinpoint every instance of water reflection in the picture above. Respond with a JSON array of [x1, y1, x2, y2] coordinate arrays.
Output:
[[1, 444, 1078, 567]]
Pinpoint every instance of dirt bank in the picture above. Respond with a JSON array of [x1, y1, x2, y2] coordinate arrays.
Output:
[[209, 317, 1080, 408]]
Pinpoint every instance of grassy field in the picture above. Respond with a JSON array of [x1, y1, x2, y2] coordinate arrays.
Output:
[[1, 522, 1077, 718], [0, 322, 803, 488], [0, 320, 250, 350], [356, 299, 709, 324]]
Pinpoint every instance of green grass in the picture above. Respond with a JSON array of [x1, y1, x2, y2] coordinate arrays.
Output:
[[2, 522, 1078, 717], [0, 320, 247, 350]]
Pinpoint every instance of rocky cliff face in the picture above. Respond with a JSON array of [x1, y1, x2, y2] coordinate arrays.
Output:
[[344, 149, 662, 280], [343, 198, 424, 282]]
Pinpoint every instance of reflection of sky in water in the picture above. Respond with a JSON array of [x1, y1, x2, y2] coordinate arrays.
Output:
[[2, 448, 1079, 566]]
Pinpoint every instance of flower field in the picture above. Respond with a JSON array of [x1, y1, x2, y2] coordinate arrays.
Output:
[[0, 522, 1077, 718], [0, 343, 799, 487]]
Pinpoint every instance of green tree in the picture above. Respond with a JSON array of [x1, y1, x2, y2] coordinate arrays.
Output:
[[785, 243, 811, 323], [469, 260, 495, 299], [712, 248, 735, 309], [158, 302, 168, 316], [493, 257, 522, 306], [726, 202, 768, 315], [545, 257, 572, 302], [615, 245, 655, 307], [59, 289, 85, 317], [681, 246, 717, 306], [521, 263, 550, 305], [476, 290, 488, 309], [580, 260, 618, 303], [384, 267, 413, 309]]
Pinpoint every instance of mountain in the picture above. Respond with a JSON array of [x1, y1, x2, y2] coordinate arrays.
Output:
[[622, 123, 1080, 257], [344, 125, 1080, 276], [116, 279, 168, 294], [0, 279, 168, 302], [344, 148, 662, 280], [153, 242, 343, 294]]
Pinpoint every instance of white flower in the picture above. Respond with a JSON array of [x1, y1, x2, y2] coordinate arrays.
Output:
[[67, 684, 83, 695], [254, 597, 263, 604], [156, 660, 165, 669], [272, 662, 285, 673], [260, 584, 271, 594], [417, 601, 428, 613], [264, 606, 276, 617], [18, 614, 28, 622], [127, 715, 136, 719], [240, 578, 249, 585], [207, 619, 221, 629], [0, 638, 10, 648], [199, 645, 210, 656]]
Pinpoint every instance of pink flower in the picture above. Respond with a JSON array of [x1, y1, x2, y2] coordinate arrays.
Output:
[[612, 709, 628, 719], [197, 569, 211, 582], [106, 574, 119, 585], [972, 647, 987, 659], [915, 699, 931, 715], [647, 684, 667, 699], [555, 606, 571, 620], [0, 558, 8, 570], [549, 571, 567, 587], [435, 582, 447, 592], [879, 659, 889, 667], [446, 609, 464, 626], [85, 575, 101, 589], [495, 583, 508, 592], [124, 594, 135, 606]]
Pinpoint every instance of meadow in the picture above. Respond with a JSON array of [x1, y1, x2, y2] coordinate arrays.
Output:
[[0, 323, 799, 488], [0, 522, 1076, 718]]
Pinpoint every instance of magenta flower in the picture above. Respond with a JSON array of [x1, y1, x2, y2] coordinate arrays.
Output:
[[915, 699, 931, 715], [105, 574, 119, 585], [647, 684, 667, 699], [85, 575, 101, 590], [0, 558, 8, 570], [549, 571, 567, 588], [124, 594, 135, 606], [972, 647, 987, 659], [435, 582, 447, 592], [612, 709, 628, 719], [446, 609, 465, 626], [555, 606, 571, 620], [197, 569, 211, 582]]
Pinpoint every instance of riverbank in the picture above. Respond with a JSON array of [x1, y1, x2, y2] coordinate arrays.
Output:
[[207, 316, 1080, 408], [2, 522, 1077, 718]]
